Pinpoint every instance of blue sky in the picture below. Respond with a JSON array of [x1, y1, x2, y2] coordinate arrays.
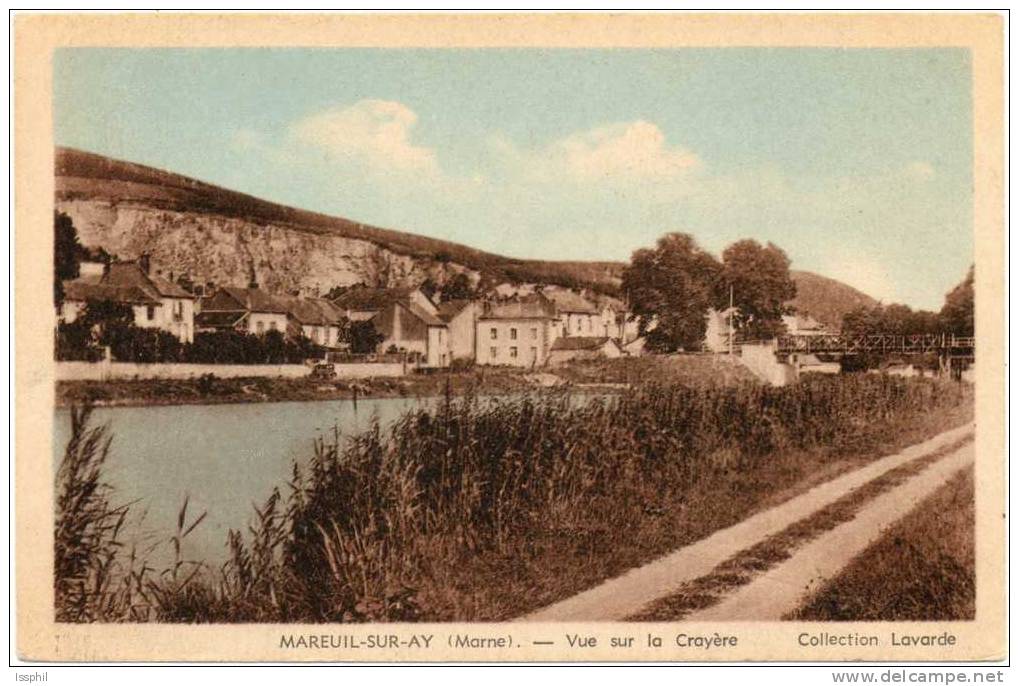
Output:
[[54, 48, 972, 309]]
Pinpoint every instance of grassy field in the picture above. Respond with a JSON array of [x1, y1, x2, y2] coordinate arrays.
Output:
[[54, 374, 972, 623], [790, 467, 975, 621]]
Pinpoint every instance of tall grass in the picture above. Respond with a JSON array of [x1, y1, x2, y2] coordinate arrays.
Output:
[[55, 375, 969, 622]]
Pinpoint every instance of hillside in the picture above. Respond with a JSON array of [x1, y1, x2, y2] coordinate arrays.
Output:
[[788, 270, 879, 330], [56, 147, 622, 296], [55, 147, 874, 328]]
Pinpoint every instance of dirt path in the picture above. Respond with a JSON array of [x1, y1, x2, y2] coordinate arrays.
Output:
[[686, 442, 974, 621], [518, 423, 974, 622]]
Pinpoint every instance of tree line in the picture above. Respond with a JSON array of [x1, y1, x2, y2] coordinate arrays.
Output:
[[840, 266, 974, 338], [622, 232, 975, 354], [622, 233, 797, 353]]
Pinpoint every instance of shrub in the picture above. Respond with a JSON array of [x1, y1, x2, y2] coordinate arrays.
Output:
[[184, 330, 322, 364]]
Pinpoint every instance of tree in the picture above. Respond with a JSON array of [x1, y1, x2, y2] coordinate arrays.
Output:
[[419, 277, 440, 302], [348, 320, 385, 354], [54, 212, 82, 306], [717, 240, 797, 340], [940, 265, 974, 337], [621, 233, 722, 352], [842, 302, 944, 337], [439, 273, 474, 302]]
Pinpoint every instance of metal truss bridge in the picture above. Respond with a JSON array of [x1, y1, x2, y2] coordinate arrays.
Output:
[[772, 333, 975, 358]]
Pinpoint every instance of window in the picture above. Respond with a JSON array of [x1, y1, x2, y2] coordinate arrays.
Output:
[[510, 347, 518, 358], [146, 305, 156, 321], [489, 346, 497, 359], [269, 321, 278, 331], [531, 327, 538, 339], [490, 328, 498, 340], [530, 347, 537, 360], [256, 320, 265, 335], [510, 328, 517, 340]]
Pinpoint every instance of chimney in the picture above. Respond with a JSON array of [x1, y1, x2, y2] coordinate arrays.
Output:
[[139, 253, 151, 275], [247, 262, 258, 290]]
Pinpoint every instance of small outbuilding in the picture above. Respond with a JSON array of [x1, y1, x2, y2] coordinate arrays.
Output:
[[547, 336, 623, 366]]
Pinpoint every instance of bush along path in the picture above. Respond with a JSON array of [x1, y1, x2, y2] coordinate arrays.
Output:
[[521, 423, 974, 622]]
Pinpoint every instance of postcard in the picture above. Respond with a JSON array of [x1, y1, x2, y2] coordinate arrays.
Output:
[[13, 12, 1005, 662]]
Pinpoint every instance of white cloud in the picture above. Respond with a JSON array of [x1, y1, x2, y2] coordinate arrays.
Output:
[[493, 120, 700, 188], [553, 120, 700, 180], [290, 99, 439, 174]]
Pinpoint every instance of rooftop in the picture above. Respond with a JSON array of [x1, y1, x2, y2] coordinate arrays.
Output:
[[332, 286, 416, 312], [480, 296, 557, 321], [543, 289, 598, 314], [550, 336, 615, 351]]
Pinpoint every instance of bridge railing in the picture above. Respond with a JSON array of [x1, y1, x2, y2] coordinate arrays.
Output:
[[771, 333, 975, 355]]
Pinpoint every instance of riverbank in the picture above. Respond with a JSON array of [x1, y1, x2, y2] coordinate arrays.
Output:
[[55, 354, 761, 408], [55, 374, 973, 623], [55, 367, 533, 408]]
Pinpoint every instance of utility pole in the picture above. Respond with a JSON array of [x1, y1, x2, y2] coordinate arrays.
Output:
[[728, 284, 734, 356]]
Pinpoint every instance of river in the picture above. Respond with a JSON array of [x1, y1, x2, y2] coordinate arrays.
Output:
[[53, 396, 436, 567]]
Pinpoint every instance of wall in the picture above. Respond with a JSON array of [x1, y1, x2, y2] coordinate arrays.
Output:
[[56, 361, 407, 381], [447, 302, 480, 361], [375, 302, 428, 357], [247, 312, 288, 336], [599, 307, 621, 339], [558, 312, 600, 338], [301, 323, 343, 348], [704, 309, 735, 353], [737, 342, 798, 386], [426, 327, 448, 368], [477, 319, 553, 367]]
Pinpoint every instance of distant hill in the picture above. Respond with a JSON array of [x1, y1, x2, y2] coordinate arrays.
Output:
[[56, 147, 622, 295], [789, 270, 879, 330], [55, 147, 875, 327]]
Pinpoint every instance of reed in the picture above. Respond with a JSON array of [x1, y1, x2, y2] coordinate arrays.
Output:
[[55, 374, 970, 622]]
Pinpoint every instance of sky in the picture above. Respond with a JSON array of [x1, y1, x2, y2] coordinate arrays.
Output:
[[53, 48, 972, 310]]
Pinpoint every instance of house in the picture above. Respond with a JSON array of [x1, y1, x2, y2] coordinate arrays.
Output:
[[547, 336, 624, 366], [195, 286, 289, 336], [332, 286, 437, 321], [436, 299, 482, 363], [543, 288, 602, 339], [275, 295, 349, 349], [588, 294, 639, 341], [60, 257, 196, 343], [476, 295, 559, 368], [782, 313, 829, 337], [372, 299, 450, 367], [332, 286, 449, 366], [704, 307, 739, 353]]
